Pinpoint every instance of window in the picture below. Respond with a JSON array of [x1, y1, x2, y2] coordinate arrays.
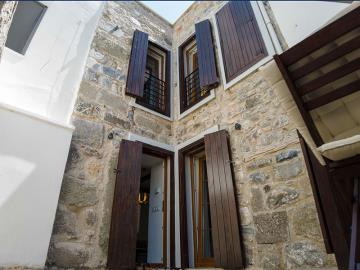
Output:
[[179, 36, 203, 112], [179, 20, 219, 113], [125, 30, 171, 117], [136, 43, 169, 115], [5, 1, 46, 55], [215, 1, 267, 83]]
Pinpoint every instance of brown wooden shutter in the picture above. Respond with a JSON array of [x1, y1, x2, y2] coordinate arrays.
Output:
[[298, 132, 349, 270], [195, 20, 219, 90], [125, 30, 149, 98], [216, 1, 267, 82], [204, 130, 244, 269], [107, 140, 143, 270]]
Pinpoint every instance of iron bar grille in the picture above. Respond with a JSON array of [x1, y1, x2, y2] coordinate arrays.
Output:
[[137, 71, 167, 114], [183, 68, 209, 110]]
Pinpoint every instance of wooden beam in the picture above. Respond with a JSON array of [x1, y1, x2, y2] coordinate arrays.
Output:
[[274, 55, 324, 146], [305, 80, 360, 110], [291, 35, 360, 80], [281, 6, 360, 66], [299, 58, 360, 95]]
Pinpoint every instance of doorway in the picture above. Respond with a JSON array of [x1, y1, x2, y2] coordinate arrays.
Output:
[[107, 140, 175, 270], [136, 153, 167, 268]]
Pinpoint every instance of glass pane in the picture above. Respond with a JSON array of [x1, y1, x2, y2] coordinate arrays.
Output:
[[201, 159, 214, 258]]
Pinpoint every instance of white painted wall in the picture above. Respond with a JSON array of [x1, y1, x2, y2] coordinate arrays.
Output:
[[147, 162, 164, 264], [0, 103, 73, 268], [269, 1, 350, 48], [0, 1, 103, 125]]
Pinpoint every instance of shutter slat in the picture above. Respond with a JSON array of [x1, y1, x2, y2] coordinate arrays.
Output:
[[125, 30, 149, 98], [216, 1, 267, 82], [195, 20, 219, 90], [107, 140, 143, 270], [205, 130, 244, 269]]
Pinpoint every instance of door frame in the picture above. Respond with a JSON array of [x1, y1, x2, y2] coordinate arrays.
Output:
[[142, 143, 175, 268], [178, 138, 205, 268]]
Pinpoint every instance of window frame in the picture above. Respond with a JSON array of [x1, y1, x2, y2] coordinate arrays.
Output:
[[5, 1, 47, 55], [212, 1, 277, 90], [132, 40, 172, 119], [178, 34, 212, 115]]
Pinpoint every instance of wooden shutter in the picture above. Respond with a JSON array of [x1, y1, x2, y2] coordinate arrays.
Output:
[[216, 1, 267, 82], [298, 132, 349, 270], [107, 140, 143, 270], [195, 20, 219, 90], [204, 130, 244, 269], [125, 30, 149, 98]]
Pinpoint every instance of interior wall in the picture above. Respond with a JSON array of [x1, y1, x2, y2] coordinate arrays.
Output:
[[147, 161, 165, 264]]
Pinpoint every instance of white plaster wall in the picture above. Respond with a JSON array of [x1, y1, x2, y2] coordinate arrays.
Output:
[[269, 1, 350, 48], [147, 162, 164, 264], [0, 1, 103, 125], [0, 103, 73, 268]]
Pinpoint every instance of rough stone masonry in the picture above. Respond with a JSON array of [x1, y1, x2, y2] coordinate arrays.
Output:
[[46, 1, 338, 269]]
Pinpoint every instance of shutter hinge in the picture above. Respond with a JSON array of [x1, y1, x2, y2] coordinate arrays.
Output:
[[226, 160, 235, 164], [113, 168, 121, 174]]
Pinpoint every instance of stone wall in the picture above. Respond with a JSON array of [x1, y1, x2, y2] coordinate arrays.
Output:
[[46, 2, 172, 268], [46, 1, 337, 269], [0, 1, 17, 62], [171, 2, 336, 269]]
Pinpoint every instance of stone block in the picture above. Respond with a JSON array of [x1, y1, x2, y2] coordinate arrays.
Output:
[[47, 243, 89, 268], [261, 254, 281, 270], [249, 171, 269, 184], [98, 91, 127, 111], [102, 66, 125, 80], [292, 204, 322, 241], [266, 186, 299, 209], [285, 241, 325, 268], [104, 112, 131, 129], [247, 158, 272, 170], [52, 206, 77, 238], [275, 159, 303, 180], [60, 177, 98, 208], [73, 119, 104, 148], [276, 149, 299, 163], [254, 211, 289, 244], [251, 188, 265, 212]]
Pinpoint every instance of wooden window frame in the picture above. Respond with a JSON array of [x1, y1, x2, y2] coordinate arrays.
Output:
[[179, 35, 210, 113]]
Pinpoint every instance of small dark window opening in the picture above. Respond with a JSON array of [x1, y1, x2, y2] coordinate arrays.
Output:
[[136, 42, 170, 116], [179, 35, 210, 113], [5, 1, 47, 55]]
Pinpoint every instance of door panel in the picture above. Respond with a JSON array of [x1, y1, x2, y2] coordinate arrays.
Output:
[[204, 130, 244, 269], [108, 140, 143, 270]]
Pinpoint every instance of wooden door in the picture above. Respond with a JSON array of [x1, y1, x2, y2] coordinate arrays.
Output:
[[108, 140, 143, 270], [204, 130, 244, 268]]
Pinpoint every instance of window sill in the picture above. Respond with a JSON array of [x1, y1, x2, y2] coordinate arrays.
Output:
[[177, 90, 215, 120], [130, 99, 172, 121]]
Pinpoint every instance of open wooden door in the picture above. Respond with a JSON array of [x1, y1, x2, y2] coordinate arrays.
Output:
[[108, 140, 143, 270], [204, 130, 244, 269]]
